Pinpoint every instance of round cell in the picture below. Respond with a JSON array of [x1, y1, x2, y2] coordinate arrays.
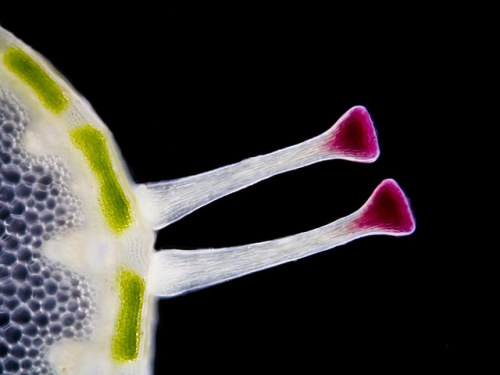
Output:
[[56, 292, 69, 303], [21, 358, 32, 370], [37, 175, 53, 185], [17, 284, 32, 302], [24, 210, 38, 223], [21, 235, 33, 245], [12, 306, 31, 324], [41, 297, 56, 311], [67, 300, 78, 312], [27, 348, 38, 358], [0, 266, 10, 279], [4, 325, 22, 343], [32, 288, 46, 300], [29, 275, 44, 287], [0, 203, 9, 220], [33, 313, 49, 327], [1, 165, 21, 183], [21, 337, 31, 347], [32, 165, 44, 174], [40, 213, 54, 223], [22, 173, 36, 184], [12, 264, 28, 281], [1, 135, 13, 149], [49, 324, 62, 335], [44, 280, 57, 295], [10, 345, 26, 359], [0, 310, 10, 326], [28, 263, 41, 273], [62, 313, 75, 326], [0, 251, 16, 266], [1, 121, 15, 134], [0, 152, 10, 164], [59, 281, 70, 291], [17, 248, 32, 263], [33, 189, 48, 201], [0, 341, 8, 357], [0, 185, 15, 202], [11, 200, 25, 214], [5, 236, 19, 250], [28, 300, 40, 312], [49, 312, 59, 322], [23, 323, 38, 337], [46, 198, 56, 209], [1, 281, 16, 296], [5, 298, 20, 310], [20, 162, 30, 172], [8, 218, 27, 235], [29, 224, 43, 236], [62, 329, 74, 338], [4, 358, 20, 372]]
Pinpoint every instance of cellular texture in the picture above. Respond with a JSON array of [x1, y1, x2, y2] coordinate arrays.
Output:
[[1, 25, 417, 375], [110, 268, 145, 362], [3, 47, 68, 114], [0, 90, 94, 374], [70, 125, 132, 234]]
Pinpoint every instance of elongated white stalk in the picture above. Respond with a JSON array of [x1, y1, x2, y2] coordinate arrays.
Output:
[[149, 179, 415, 297], [136, 106, 379, 230]]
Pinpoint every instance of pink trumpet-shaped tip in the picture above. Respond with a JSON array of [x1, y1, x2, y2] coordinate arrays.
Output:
[[353, 179, 416, 235], [325, 106, 380, 162]]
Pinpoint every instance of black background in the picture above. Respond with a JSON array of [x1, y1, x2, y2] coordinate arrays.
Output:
[[1, 5, 483, 373]]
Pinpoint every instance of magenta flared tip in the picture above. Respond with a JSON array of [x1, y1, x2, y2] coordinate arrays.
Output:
[[353, 179, 416, 236], [325, 106, 380, 162]]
